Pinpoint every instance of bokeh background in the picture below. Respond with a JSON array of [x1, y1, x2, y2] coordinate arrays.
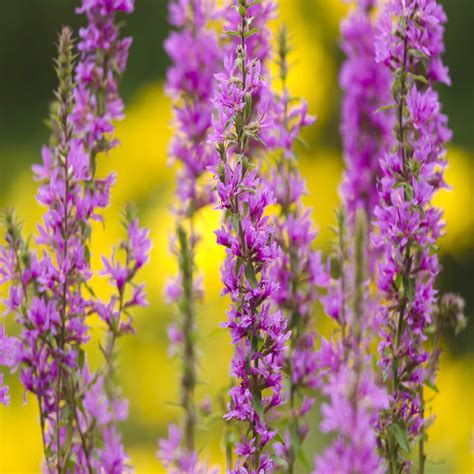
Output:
[[0, 1, 472, 472]]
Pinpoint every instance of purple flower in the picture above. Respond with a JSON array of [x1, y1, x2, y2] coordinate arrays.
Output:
[[164, 0, 219, 215], [315, 363, 387, 474], [84, 376, 112, 426], [96, 426, 129, 474], [339, 1, 394, 227], [158, 424, 218, 474], [159, 1, 221, 470], [209, 2, 288, 472], [72, 0, 134, 150], [0, 374, 9, 406], [373, 0, 452, 469], [314, 210, 387, 474], [128, 219, 152, 269], [98, 215, 150, 336], [407, 86, 440, 131], [269, 26, 323, 471], [0, 324, 18, 406], [0, 2, 144, 469]]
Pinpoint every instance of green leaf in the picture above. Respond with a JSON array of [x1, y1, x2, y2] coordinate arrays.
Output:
[[243, 93, 252, 120], [409, 49, 429, 59], [273, 431, 285, 444], [376, 103, 397, 114], [245, 262, 258, 288], [406, 277, 416, 301], [402, 182, 414, 200], [245, 354, 251, 375], [231, 214, 240, 235], [77, 348, 85, 370], [390, 422, 410, 453], [409, 73, 428, 84], [270, 455, 288, 468], [244, 28, 260, 38], [251, 393, 264, 420], [235, 256, 244, 278], [424, 379, 439, 393]]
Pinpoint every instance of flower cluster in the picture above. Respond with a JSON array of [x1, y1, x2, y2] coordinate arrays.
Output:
[[314, 210, 387, 474], [210, 1, 288, 472], [339, 0, 393, 226], [269, 28, 325, 472], [314, 360, 387, 474], [373, 0, 452, 470], [159, 0, 220, 471], [312, 2, 394, 470], [311, 4, 391, 471], [164, 0, 219, 215], [72, 0, 134, 152], [158, 424, 219, 474], [0, 1, 147, 471], [0, 300, 18, 406], [224, 0, 275, 65], [95, 212, 151, 473]]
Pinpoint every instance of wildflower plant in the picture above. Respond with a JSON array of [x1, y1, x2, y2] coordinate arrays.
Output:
[[373, 0, 454, 471], [314, 209, 388, 474], [0, 1, 150, 472], [158, 0, 220, 472], [270, 27, 325, 473], [210, 1, 289, 471]]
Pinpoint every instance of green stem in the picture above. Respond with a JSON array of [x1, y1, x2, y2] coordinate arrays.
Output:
[[178, 223, 197, 453], [418, 386, 425, 474]]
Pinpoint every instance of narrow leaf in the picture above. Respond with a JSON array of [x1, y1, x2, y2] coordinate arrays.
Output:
[[390, 422, 410, 453], [245, 262, 258, 288]]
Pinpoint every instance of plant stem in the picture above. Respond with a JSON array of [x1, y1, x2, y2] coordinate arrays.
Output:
[[178, 223, 197, 453], [418, 385, 425, 474], [387, 29, 410, 474]]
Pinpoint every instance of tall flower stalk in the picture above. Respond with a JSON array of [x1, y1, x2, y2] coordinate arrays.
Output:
[[72, 0, 134, 157], [270, 27, 324, 473], [312, 2, 394, 471], [373, 1, 452, 472], [158, 0, 220, 472], [314, 209, 387, 474], [339, 0, 393, 228], [210, 1, 288, 471], [0, 1, 150, 472]]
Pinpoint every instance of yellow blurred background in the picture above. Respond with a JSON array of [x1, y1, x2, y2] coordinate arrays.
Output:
[[0, 1, 472, 473]]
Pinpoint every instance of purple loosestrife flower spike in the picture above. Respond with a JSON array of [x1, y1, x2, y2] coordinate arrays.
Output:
[[339, 0, 394, 229], [0, 2, 143, 470], [210, 1, 288, 472], [373, 1, 452, 471], [0, 29, 99, 472], [224, 0, 276, 152], [73, 0, 134, 158], [269, 26, 325, 473], [224, 0, 275, 66], [159, 2, 220, 472], [313, 5, 394, 471], [314, 210, 388, 474], [73, 1, 146, 472], [96, 207, 151, 474]]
